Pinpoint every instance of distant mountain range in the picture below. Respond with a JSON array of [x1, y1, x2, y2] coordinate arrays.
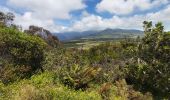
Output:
[[55, 28, 143, 41]]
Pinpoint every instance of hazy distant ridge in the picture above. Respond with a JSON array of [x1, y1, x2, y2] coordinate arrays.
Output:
[[55, 28, 143, 41]]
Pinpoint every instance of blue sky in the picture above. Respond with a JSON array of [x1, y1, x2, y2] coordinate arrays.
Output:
[[0, 0, 170, 32]]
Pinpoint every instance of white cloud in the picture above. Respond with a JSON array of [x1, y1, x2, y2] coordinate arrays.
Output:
[[70, 15, 104, 31], [69, 5, 170, 32], [1, 0, 86, 32], [81, 10, 90, 17], [14, 12, 67, 32], [1, 1, 170, 33], [0, 6, 12, 12], [96, 0, 168, 15], [0, 6, 67, 32], [8, 0, 86, 19]]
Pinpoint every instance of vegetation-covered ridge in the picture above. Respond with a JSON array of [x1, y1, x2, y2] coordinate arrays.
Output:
[[0, 11, 170, 100]]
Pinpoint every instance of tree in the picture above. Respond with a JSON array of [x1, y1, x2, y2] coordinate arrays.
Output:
[[126, 21, 170, 98], [0, 12, 5, 22], [0, 11, 15, 27], [6, 12, 15, 21], [0, 12, 5, 27]]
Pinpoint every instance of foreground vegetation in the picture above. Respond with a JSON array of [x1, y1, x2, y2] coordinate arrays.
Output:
[[0, 11, 170, 99]]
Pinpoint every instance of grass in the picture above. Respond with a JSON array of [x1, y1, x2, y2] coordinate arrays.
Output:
[[63, 38, 122, 49]]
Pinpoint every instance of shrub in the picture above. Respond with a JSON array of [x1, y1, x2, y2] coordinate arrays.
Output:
[[0, 72, 102, 100], [94, 62, 125, 84], [114, 79, 153, 100], [0, 27, 47, 82], [30, 72, 56, 88], [0, 62, 17, 84], [99, 82, 112, 100], [0, 81, 6, 99], [14, 84, 46, 100], [88, 43, 121, 63], [125, 21, 170, 98], [59, 64, 101, 90]]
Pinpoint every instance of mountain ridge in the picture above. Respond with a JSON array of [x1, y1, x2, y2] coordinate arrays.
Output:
[[54, 28, 143, 41]]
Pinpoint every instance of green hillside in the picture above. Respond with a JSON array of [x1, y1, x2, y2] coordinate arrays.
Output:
[[0, 11, 170, 100]]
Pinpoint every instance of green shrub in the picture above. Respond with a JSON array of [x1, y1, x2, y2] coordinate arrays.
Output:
[[30, 72, 56, 88], [0, 62, 17, 84], [0, 72, 102, 100], [88, 43, 121, 63], [125, 21, 170, 98], [0, 27, 47, 83], [0, 81, 6, 99], [0, 71, 154, 100], [94, 64, 125, 84], [59, 64, 101, 90], [14, 84, 46, 100]]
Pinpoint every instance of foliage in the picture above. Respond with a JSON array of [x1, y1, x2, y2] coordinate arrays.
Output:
[[0, 72, 102, 100], [0, 72, 153, 100], [125, 21, 170, 98], [87, 42, 121, 63], [0, 12, 167, 99], [59, 64, 101, 90], [94, 63, 125, 84], [0, 11, 15, 26], [99, 82, 112, 100], [113, 79, 153, 100], [0, 27, 47, 83]]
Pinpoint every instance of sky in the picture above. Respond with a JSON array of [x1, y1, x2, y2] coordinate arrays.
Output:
[[0, 0, 170, 32]]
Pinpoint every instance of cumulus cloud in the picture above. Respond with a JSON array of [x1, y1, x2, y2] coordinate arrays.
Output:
[[14, 12, 67, 32], [1, 1, 170, 32], [69, 5, 170, 31], [7, 0, 86, 19], [0, 6, 67, 32], [1, 0, 86, 32], [96, 0, 168, 15]]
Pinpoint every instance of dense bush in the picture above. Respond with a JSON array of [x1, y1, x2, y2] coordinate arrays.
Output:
[[43, 48, 90, 71], [0, 72, 153, 100], [43, 43, 126, 85], [0, 72, 101, 100], [125, 21, 170, 98], [0, 27, 47, 82], [87, 42, 121, 63]]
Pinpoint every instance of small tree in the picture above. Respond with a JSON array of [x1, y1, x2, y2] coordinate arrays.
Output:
[[126, 21, 170, 98], [0, 11, 15, 26]]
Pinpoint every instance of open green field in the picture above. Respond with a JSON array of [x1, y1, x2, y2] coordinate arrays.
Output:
[[62, 38, 123, 49]]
